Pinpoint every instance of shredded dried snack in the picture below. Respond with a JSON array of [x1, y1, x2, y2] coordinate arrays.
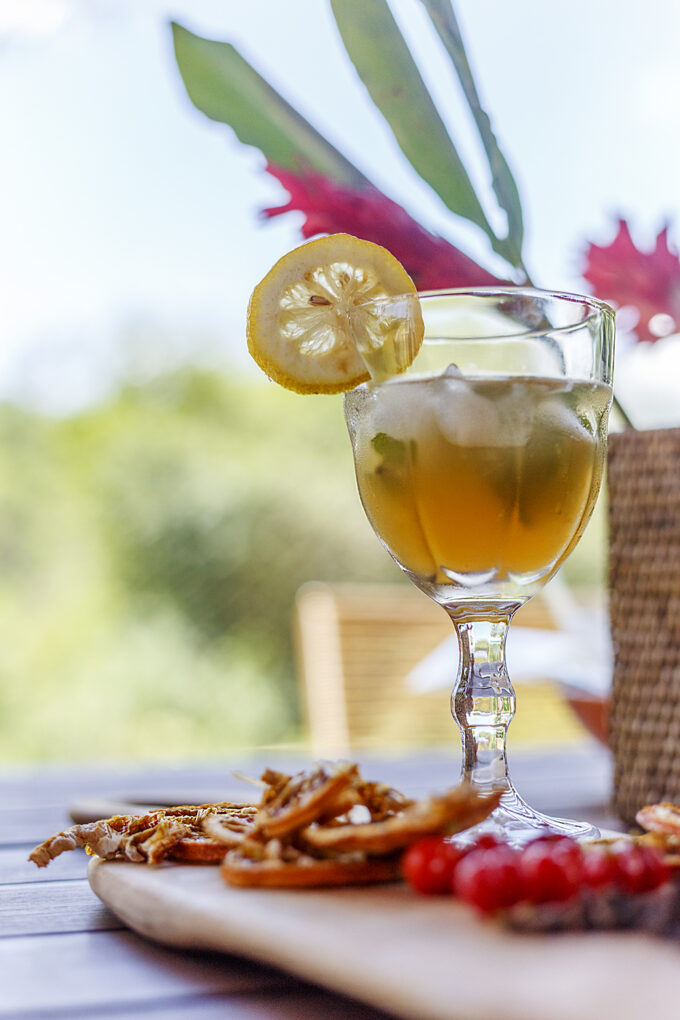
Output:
[[215, 764, 500, 888], [29, 802, 257, 867], [29, 762, 501, 888]]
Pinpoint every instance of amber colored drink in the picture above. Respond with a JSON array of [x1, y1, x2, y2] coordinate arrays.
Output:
[[347, 373, 611, 597]]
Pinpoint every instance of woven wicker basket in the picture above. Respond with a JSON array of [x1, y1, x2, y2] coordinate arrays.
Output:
[[608, 427, 680, 824]]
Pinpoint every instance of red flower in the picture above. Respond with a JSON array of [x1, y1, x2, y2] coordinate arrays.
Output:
[[262, 163, 507, 290], [583, 218, 680, 341]]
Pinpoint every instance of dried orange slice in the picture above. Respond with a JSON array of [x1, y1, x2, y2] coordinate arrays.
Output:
[[247, 234, 424, 393], [220, 849, 402, 888], [299, 786, 501, 855], [636, 802, 680, 835]]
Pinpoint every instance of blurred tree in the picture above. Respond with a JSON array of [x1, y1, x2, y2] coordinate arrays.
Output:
[[0, 367, 401, 761]]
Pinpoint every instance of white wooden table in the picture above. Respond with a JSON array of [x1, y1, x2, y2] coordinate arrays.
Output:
[[1, 746, 619, 1019]]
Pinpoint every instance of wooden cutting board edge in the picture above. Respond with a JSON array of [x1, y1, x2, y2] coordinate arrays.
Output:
[[89, 857, 680, 1020]]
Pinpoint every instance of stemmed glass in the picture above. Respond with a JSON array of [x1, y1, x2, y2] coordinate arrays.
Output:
[[344, 287, 614, 844]]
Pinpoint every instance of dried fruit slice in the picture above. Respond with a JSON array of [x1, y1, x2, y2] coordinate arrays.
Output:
[[299, 786, 501, 855], [247, 233, 424, 393], [168, 838, 234, 863], [256, 762, 358, 839], [221, 849, 401, 888], [636, 802, 680, 835]]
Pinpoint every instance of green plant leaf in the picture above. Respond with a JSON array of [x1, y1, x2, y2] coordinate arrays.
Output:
[[371, 432, 407, 466], [171, 22, 368, 188], [329, 0, 497, 244], [420, 0, 525, 269]]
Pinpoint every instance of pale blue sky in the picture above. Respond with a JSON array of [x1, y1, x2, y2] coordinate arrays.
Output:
[[1, 0, 680, 411]]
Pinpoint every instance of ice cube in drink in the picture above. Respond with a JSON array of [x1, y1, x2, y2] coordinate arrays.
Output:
[[346, 372, 610, 599]]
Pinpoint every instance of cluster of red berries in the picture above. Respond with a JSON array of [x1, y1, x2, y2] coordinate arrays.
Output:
[[402, 833, 671, 915]]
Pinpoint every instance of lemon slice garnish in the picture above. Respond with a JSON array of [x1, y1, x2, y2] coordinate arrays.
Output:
[[247, 234, 424, 394]]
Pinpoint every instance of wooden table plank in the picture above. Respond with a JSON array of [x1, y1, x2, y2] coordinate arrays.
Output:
[[0, 844, 89, 885], [0, 807, 74, 848], [0, 880, 122, 936], [0, 747, 614, 815], [0, 931, 295, 1015], [0, 759, 299, 808], [78, 989, 394, 1019], [0, 847, 88, 885], [0, 747, 620, 1020]]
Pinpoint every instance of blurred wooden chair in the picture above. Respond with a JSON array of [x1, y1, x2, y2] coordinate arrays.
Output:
[[294, 581, 587, 757]]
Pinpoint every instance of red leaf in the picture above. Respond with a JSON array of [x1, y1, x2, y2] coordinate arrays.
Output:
[[583, 218, 680, 341], [262, 163, 507, 290]]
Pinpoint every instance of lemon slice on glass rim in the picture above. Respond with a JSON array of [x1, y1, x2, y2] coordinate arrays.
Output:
[[247, 233, 424, 394]]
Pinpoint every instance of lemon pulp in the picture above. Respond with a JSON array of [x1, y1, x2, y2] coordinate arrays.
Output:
[[247, 234, 424, 394]]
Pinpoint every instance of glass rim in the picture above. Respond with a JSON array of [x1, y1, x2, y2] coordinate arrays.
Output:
[[366, 286, 615, 342]]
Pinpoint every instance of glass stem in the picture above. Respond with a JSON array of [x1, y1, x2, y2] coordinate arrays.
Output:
[[447, 606, 519, 795]]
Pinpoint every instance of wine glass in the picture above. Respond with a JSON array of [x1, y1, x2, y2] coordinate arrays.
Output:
[[344, 287, 614, 844]]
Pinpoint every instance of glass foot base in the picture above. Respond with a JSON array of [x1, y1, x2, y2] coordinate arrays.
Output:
[[455, 788, 600, 847]]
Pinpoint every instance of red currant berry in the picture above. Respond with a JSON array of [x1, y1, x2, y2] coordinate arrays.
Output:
[[402, 837, 466, 894], [551, 838, 584, 868], [472, 834, 502, 850], [453, 846, 524, 914], [581, 849, 619, 889], [614, 845, 671, 895], [520, 839, 583, 904], [526, 833, 571, 846]]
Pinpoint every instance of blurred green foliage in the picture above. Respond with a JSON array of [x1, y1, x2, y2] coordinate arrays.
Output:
[[0, 369, 401, 762], [0, 367, 606, 762]]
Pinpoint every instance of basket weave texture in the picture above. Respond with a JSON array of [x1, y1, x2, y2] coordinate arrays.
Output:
[[608, 428, 680, 824]]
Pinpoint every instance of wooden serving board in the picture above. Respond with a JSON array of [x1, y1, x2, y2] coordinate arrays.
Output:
[[90, 858, 680, 1020]]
